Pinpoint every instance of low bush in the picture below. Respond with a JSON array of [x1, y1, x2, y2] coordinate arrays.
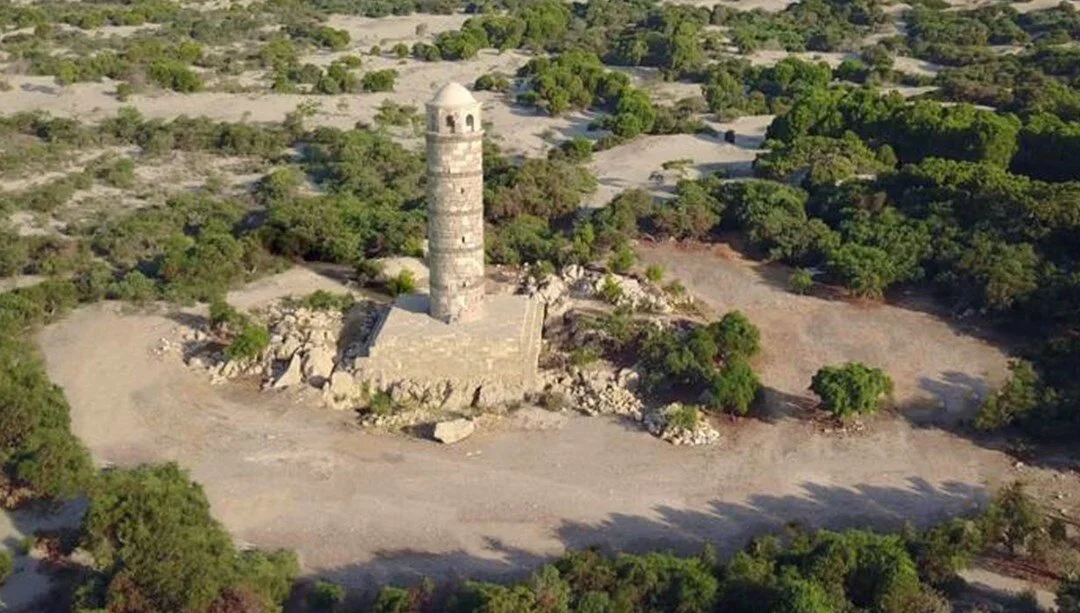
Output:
[[811, 362, 894, 420], [225, 322, 270, 362]]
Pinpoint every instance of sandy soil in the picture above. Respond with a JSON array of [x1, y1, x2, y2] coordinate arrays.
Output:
[[587, 115, 772, 207], [638, 242, 1009, 418], [326, 13, 469, 48], [34, 264, 1078, 590], [0, 50, 579, 157]]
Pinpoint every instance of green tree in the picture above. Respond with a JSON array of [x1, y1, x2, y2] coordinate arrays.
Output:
[[1059, 576, 1080, 613], [81, 464, 251, 612], [709, 310, 761, 360], [706, 358, 760, 416], [810, 362, 893, 420], [981, 481, 1044, 555]]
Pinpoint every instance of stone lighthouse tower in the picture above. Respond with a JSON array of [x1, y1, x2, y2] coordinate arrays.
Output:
[[425, 82, 485, 323]]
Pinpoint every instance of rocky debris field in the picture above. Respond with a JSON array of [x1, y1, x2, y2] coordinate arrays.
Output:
[[540, 364, 721, 446], [164, 299, 380, 405], [527, 264, 693, 321], [156, 266, 722, 446]]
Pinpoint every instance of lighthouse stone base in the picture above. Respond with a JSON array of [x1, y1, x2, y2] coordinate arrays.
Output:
[[351, 292, 543, 409]]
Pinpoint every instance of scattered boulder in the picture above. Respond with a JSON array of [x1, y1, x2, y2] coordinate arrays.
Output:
[[433, 419, 475, 444], [272, 354, 303, 389], [526, 265, 678, 314], [322, 370, 360, 410], [302, 345, 336, 384], [644, 403, 720, 446]]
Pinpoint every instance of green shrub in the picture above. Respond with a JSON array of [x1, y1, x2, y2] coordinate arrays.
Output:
[[475, 73, 511, 92], [94, 157, 136, 188], [225, 322, 270, 362], [385, 269, 416, 297], [115, 82, 134, 101], [361, 69, 397, 93], [608, 245, 636, 274], [1059, 575, 1080, 613], [372, 586, 411, 612], [599, 274, 623, 304], [981, 481, 1045, 555], [709, 310, 761, 361], [392, 43, 409, 58], [0, 229, 28, 277], [208, 297, 245, 334], [295, 290, 355, 312], [147, 60, 201, 93], [667, 404, 700, 431], [789, 268, 814, 294], [974, 360, 1046, 431], [811, 362, 893, 420], [108, 270, 158, 303], [645, 264, 664, 283], [308, 579, 346, 611], [0, 550, 11, 584], [78, 464, 297, 612], [705, 358, 760, 416], [570, 345, 600, 367]]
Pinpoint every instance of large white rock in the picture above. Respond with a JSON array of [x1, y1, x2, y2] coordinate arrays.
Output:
[[326, 370, 357, 399], [272, 354, 303, 389], [432, 419, 475, 444], [303, 346, 336, 383]]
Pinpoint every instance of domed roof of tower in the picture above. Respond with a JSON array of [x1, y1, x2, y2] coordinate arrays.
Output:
[[429, 82, 477, 108]]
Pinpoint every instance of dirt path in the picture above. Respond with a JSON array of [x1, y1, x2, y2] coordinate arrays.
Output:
[[33, 264, 1062, 589]]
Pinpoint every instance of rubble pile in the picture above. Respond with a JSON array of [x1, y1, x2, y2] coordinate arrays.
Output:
[[176, 299, 380, 406], [526, 265, 683, 318], [540, 364, 719, 446], [644, 403, 721, 446]]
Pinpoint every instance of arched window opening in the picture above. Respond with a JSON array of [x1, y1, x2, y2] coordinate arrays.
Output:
[[466, 114, 475, 132], [445, 115, 456, 134]]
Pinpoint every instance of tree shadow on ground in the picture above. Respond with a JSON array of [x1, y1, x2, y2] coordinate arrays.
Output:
[[898, 374, 1079, 473], [313, 477, 989, 597], [755, 385, 817, 423], [0, 498, 86, 613]]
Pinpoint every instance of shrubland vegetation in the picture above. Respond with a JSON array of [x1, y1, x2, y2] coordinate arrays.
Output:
[[2, 0, 1080, 605], [72, 463, 298, 612], [365, 481, 1077, 612]]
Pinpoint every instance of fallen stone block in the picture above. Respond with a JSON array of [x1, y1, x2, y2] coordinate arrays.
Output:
[[432, 419, 475, 444], [272, 354, 303, 389]]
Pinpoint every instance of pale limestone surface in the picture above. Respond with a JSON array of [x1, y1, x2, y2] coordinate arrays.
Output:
[[356, 292, 543, 406], [426, 82, 485, 323], [353, 84, 542, 406]]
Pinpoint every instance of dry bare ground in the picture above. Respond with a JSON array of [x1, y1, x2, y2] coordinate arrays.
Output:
[[637, 241, 1010, 419], [587, 115, 772, 206], [34, 264, 1080, 590]]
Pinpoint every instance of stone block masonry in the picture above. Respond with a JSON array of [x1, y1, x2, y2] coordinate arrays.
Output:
[[426, 82, 485, 324], [346, 83, 543, 410], [354, 293, 541, 408]]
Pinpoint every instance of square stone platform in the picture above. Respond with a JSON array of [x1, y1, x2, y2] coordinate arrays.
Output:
[[352, 293, 543, 407]]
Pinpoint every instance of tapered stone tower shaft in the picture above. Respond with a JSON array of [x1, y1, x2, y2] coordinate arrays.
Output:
[[426, 82, 485, 323]]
